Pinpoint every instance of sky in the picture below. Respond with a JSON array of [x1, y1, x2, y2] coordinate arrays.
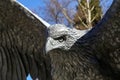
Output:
[[18, 0, 113, 25], [17, 0, 113, 80], [18, 0, 44, 9]]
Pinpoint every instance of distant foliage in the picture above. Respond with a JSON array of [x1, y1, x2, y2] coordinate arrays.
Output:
[[41, 0, 76, 26], [73, 0, 103, 30], [39, 0, 113, 29]]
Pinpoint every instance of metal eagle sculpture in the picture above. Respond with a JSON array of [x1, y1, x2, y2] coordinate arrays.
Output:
[[0, 0, 120, 80]]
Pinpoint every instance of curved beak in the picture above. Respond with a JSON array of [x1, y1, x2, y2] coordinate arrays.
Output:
[[46, 37, 56, 53], [45, 37, 61, 53], [46, 37, 53, 53]]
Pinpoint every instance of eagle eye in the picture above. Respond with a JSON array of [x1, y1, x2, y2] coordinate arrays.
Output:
[[54, 35, 67, 42]]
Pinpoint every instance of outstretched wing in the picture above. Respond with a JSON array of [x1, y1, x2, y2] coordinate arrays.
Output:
[[0, 0, 49, 80], [77, 0, 120, 69], [47, 0, 120, 80], [75, 0, 120, 78]]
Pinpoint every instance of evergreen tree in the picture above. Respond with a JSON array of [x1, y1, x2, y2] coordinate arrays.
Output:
[[73, 0, 102, 30]]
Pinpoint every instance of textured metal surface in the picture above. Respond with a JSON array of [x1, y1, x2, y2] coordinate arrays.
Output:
[[46, 24, 90, 52], [0, 0, 120, 80], [47, 0, 120, 80], [0, 0, 47, 80]]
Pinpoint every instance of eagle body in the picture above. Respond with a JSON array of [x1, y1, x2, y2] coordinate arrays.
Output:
[[0, 0, 120, 80]]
